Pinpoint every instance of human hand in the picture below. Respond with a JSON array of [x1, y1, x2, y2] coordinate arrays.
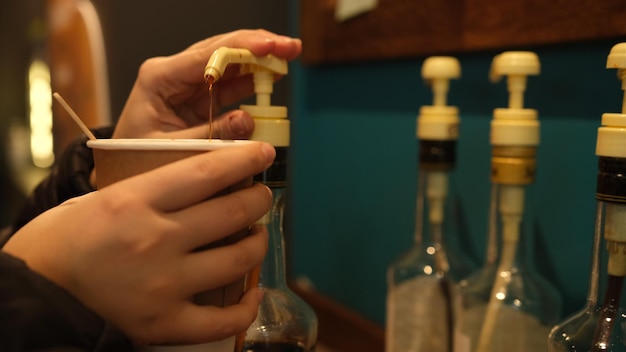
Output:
[[3, 142, 276, 345], [113, 29, 302, 140]]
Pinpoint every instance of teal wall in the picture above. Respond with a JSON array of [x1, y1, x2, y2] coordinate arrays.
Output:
[[286, 36, 624, 326]]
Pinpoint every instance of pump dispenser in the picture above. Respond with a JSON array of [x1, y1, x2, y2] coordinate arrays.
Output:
[[205, 47, 318, 352], [455, 51, 561, 352], [204, 47, 289, 146], [386, 56, 475, 352], [548, 43, 626, 352]]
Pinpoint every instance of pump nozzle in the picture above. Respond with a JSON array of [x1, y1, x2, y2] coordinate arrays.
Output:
[[417, 57, 461, 142], [490, 52, 540, 110], [489, 52, 540, 149], [606, 43, 626, 114], [204, 47, 287, 82], [204, 47, 288, 108], [422, 56, 461, 107], [204, 47, 290, 146]]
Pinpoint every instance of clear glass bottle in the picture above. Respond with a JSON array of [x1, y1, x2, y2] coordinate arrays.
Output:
[[236, 147, 318, 352], [547, 43, 626, 352], [454, 51, 562, 352], [547, 172, 626, 352], [456, 182, 562, 352], [386, 56, 476, 352], [202, 47, 317, 352]]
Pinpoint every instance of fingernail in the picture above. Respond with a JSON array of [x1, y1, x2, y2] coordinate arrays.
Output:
[[280, 36, 300, 43], [263, 185, 273, 198], [260, 143, 275, 164]]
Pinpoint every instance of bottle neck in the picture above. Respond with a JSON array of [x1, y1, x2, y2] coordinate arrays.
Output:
[[484, 145, 537, 270], [415, 168, 448, 248], [415, 139, 456, 247], [484, 183, 534, 271], [254, 147, 289, 289], [587, 156, 626, 308], [259, 187, 288, 289]]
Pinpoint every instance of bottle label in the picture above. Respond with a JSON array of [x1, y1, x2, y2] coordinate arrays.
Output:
[[596, 156, 626, 203]]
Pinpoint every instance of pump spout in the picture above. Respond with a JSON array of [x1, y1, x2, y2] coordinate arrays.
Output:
[[489, 52, 540, 110], [204, 47, 288, 83], [204, 47, 290, 147]]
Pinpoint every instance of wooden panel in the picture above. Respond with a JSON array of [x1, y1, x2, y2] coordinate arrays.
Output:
[[300, 0, 626, 65], [290, 282, 385, 352], [465, 0, 626, 49]]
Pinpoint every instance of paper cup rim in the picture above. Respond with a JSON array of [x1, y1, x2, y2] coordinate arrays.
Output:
[[87, 139, 255, 151]]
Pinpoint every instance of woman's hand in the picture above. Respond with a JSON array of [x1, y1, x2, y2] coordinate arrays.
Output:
[[3, 142, 276, 345], [113, 29, 302, 140]]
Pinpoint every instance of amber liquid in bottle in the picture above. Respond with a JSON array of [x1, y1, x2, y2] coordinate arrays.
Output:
[[241, 341, 311, 352]]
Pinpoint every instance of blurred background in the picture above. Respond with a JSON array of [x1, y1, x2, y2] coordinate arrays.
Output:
[[1, 0, 625, 349]]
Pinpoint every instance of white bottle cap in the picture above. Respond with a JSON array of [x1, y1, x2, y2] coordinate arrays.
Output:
[[597, 113, 626, 157], [241, 104, 290, 147]]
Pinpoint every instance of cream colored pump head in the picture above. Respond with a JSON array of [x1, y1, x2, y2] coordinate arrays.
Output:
[[596, 43, 626, 158], [489, 51, 541, 147], [204, 47, 290, 146], [417, 56, 461, 141]]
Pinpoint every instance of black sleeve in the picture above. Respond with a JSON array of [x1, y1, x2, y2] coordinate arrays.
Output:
[[0, 250, 134, 351], [1, 129, 134, 351], [9, 127, 114, 234]]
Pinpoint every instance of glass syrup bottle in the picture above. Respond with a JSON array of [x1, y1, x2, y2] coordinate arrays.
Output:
[[454, 51, 562, 352], [548, 42, 626, 352], [225, 49, 318, 352], [386, 56, 476, 352], [237, 146, 317, 352]]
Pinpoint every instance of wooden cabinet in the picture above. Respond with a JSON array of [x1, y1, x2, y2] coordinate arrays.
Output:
[[300, 0, 626, 65]]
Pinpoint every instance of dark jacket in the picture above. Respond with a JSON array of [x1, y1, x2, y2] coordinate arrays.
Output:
[[0, 128, 134, 351]]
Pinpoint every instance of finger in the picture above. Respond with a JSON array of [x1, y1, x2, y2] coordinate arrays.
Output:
[[158, 287, 263, 344], [271, 35, 303, 61], [189, 29, 301, 60], [166, 30, 301, 89], [145, 110, 255, 140], [170, 185, 271, 251], [210, 110, 255, 139], [181, 225, 268, 294], [110, 142, 275, 212]]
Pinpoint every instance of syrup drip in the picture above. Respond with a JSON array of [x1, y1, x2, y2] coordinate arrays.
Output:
[[206, 76, 215, 140]]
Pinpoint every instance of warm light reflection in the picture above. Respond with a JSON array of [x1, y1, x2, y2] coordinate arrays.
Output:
[[495, 292, 506, 300], [426, 246, 436, 255], [28, 59, 54, 168], [424, 265, 433, 275]]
